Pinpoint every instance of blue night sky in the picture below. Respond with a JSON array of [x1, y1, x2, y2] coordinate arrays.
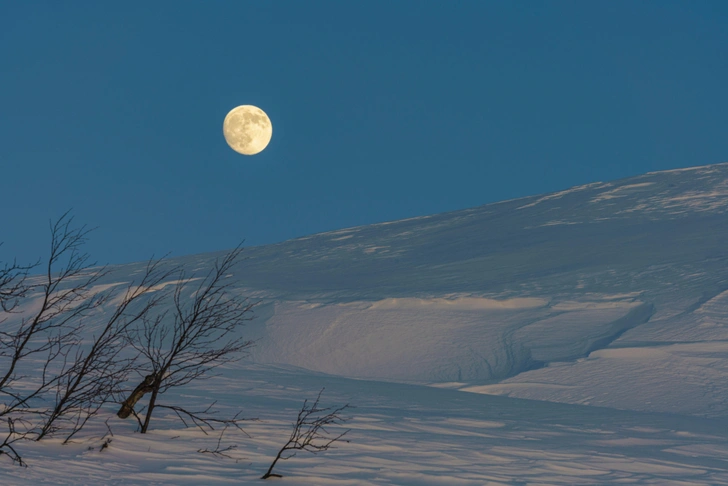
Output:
[[2, 1, 727, 265]]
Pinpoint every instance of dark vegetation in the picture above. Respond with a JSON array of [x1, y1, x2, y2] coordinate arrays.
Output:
[[262, 388, 351, 479], [0, 213, 350, 476]]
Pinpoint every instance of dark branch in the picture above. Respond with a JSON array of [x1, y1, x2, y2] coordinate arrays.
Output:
[[197, 424, 239, 459], [262, 389, 351, 479], [118, 244, 256, 434]]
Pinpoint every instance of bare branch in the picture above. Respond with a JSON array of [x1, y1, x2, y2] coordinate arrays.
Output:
[[0, 245, 37, 315], [262, 389, 351, 479], [0, 417, 30, 467], [155, 403, 253, 437], [197, 424, 238, 459], [36, 256, 178, 441], [1, 211, 104, 415], [118, 244, 256, 434]]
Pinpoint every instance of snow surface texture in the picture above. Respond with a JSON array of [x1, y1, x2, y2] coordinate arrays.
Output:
[[4, 162, 728, 483], [6, 365, 728, 485]]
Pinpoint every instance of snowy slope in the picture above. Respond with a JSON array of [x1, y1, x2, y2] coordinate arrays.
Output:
[[155, 161, 728, 417], [4, 162, 728, 483], [248, 297, 652, 383], [51, 161, 728, 416], [5, 363, 728, 485]]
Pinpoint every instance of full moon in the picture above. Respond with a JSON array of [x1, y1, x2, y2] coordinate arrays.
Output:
[[222, 105, 272, 155]]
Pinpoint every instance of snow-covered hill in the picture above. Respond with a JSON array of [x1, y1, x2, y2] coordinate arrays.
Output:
[[4, 162, 728, 484], [8, 364, 728, 485], [157, 161, 728, 417]]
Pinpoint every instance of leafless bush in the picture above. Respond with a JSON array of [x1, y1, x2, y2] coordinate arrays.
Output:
[[119, 245, 255, 433], [1, 215, 260, 466], [36, 257, 177, 442], [0, 212, 106, 419], [262, 389, 351, 480], [197, 423, 241, 459], [0, 213, 181, 458], [0, 248, 36, 315], [0, 417, 30, 467]]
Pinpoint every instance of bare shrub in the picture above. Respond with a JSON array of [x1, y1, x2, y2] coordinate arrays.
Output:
[[262, 389, 351, 480], [0, 417, 30, 467], [0, 212, 104, 417], [0, 213, 177, 460], [119, 245, 255, 433], [37, 257, 177, 442]]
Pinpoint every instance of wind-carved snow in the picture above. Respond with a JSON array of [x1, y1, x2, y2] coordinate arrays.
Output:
[[466, 340, 728, 417], [140, 162, 728, 419], [516, 181, 608, 210], [537, 220, 582, 227], [249, 296, 652, 383], [589, 182, 656, 203], [646, 161, 728, 174], [5, 163, 728, 483], [6, 364, 728, 484], [611, 177, 728, 217]]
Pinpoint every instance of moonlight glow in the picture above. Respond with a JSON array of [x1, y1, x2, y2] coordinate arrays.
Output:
[[222, 105, 272, 155]]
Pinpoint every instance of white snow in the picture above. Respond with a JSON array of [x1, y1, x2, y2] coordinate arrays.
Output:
[[516, 181, 609, 210], [4, 364, 728, 485], [3, 162, 728, 483]]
